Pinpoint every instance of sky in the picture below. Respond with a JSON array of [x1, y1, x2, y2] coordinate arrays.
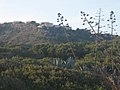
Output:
[[0, 0, 120, 35]]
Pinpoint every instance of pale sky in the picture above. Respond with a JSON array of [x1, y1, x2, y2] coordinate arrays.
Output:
[[0, 0, 120, 35]]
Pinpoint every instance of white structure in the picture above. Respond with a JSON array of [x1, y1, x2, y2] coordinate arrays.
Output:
[[40, 22, 54, 28], [38, 22, 72, 30]]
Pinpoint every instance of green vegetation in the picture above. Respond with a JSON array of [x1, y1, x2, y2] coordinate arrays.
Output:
[[0, 37, 119, 90], [0, 57, 104, 90], [0, 21, 119, 90], [0, 21, 112, 45]]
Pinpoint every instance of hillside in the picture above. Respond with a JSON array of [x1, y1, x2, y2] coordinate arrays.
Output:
[[0, 21, 113, 45], [0, 21, 46, 45], [0, 21, 120, 90]]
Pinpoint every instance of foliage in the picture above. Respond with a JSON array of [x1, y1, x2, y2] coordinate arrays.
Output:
[[0, 21, 112, 45], [0, 20, 120, 89], [0, 37, 119, 89], [0, 58, 104, 90]]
